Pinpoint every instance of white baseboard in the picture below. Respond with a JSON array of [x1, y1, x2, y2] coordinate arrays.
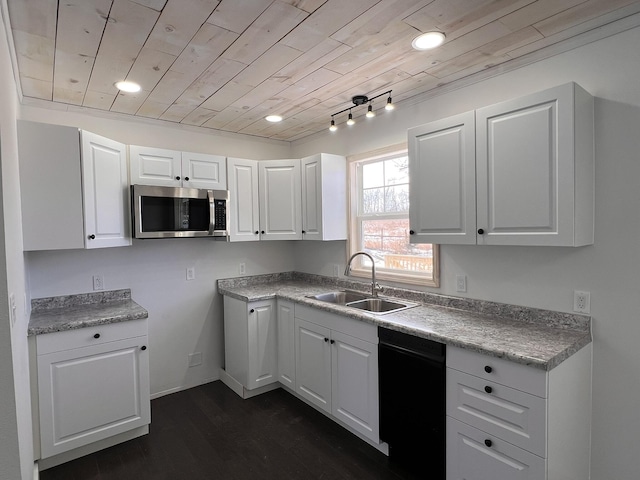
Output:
[[150, 375, 218, 400], [219, 368, 280, 399]]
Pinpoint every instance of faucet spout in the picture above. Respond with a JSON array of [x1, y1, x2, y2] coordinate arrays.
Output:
[[344, 251, 383, 297]]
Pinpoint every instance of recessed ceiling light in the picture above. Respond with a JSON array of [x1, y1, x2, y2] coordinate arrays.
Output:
[[412, 31, 445, 50], [265, 115, 283, 123], [115, 81, 141, 93]]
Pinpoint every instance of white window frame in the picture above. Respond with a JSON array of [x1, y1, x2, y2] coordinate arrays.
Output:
[[347, 143, 440, 288]]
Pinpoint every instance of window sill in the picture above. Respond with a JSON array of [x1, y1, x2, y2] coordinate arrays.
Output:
[[347, 268, 440, 288]]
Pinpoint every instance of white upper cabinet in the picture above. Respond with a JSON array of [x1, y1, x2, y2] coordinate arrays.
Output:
[[259, 159, 302, 241], [409, 82, 594, 247], [19, 121, 130, 251], [180, 151, 227, 190], [227, 157, 260, 242], [301, 153, 347, 241], [409, 111, 476, 245], [81, 132, 131, 249], [227, 158, 302, 242], [130, 145, 226, 189]]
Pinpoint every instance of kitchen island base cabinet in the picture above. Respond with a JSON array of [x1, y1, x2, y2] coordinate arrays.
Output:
[[34, 319, 150, 462]]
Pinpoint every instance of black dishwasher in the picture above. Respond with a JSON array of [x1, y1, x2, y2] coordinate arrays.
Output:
[[379, 327, 446, 479]]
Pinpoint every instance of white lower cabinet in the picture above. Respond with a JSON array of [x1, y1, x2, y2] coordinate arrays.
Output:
[[276, 300, 296, 388], [447, 417, 546, 480], [294, 304, 379, 443], [35, 320, 150, 459], [223, 297, 278, 390], [446, 344, 592, 480]]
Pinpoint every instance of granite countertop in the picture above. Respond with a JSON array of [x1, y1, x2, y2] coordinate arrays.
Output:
[[28, 289, 148, 336], [218, 272, 592, 371]]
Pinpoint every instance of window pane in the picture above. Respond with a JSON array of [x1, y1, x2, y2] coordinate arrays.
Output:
[[361, 218, 433, 273], [384, 157, 408, 185], [384, 184, 409, 213], [362, 161, 384, 189], [362, 187, 384, 214]]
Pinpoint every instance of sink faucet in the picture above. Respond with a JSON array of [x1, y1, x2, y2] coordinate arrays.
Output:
[[344, 251, 383, 297]]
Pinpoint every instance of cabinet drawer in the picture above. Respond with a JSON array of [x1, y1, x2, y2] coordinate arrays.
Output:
[[447, 346, 547, 397], [294, 303, 377, 343], [36, 319, 148, 355], [446, 417, 545, 480], [447, 368, 546, 457]]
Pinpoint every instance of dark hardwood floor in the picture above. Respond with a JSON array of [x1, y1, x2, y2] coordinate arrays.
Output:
[[40, 381, 412, 480]]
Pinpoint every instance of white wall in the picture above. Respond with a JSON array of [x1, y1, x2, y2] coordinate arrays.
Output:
[[27, 240, 295, 397], [0, 3, 32, 479], [292, 25, 640, 480]]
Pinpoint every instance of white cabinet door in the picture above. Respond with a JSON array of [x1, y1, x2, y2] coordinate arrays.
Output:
[[227, 157, 260, 242], [129, 145, 181, 186], [38, 336, 150, 458], [476, 82, 593, 246], [295, 318, 332, 413], [277, 300, 295, 388], [331, 330, 379, 442], [301, 154, 347, 241], [247, 301, 277, 389], [447, 417, 545, 480], [18, 121, 85, 251], [81, 131, 131, 248], [259, 159, 302, 241], [181, 152, 227, 190], [408, 111, 476, 244]]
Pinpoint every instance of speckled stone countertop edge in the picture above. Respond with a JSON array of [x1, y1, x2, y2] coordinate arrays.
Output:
[[28, 289, 148, 336], [218, 272, 592, 371]]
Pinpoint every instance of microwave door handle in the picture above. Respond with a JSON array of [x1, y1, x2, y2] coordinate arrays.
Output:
[[208, 190, 215, 235]]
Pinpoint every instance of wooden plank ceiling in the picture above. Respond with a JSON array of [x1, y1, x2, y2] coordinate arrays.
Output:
[[6, 0, 640, 142]]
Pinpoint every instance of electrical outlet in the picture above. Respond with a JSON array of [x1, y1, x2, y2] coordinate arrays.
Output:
[[186, 267, 195, 281], [456, 275, 467, 293], [573, 291, 591, 314], [239, 263, 246, 275], [93, 275, 104, 291], [333, 264, 340, 277], [188, 352, 202, 367]]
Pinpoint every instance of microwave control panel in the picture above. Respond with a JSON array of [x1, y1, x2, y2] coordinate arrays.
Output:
[[214, 199, 227, 231]]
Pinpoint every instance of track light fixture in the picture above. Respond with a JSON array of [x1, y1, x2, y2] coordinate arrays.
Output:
[[328, 90, 393, 131]]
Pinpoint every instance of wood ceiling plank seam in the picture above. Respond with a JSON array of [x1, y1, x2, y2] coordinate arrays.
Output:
[[82, 0, 161, 110], [53, 0, 113, 105], [76, 0, 115, 107], [7, 0, 59, 100], [205, 0, 273, 35], [136, 24, 240, 119], [109, 0, 168, 113], [498, 0, 589, 32], [533, 0, 640, 37]]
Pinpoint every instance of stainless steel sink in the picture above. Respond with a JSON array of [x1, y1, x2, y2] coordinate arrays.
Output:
[[308, 290, 370, 305], [347, 298, 415, 313], [307, 290, 417, 314]]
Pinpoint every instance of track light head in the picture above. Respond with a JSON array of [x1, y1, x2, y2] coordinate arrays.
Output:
[[347, 110, 355, 126], [366, 103, 375, 118], [385, 96, 395, 111], [329, 118, 337, 132]]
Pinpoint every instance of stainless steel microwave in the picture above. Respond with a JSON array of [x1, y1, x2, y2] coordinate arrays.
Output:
[[131, 184, 229, 239]]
